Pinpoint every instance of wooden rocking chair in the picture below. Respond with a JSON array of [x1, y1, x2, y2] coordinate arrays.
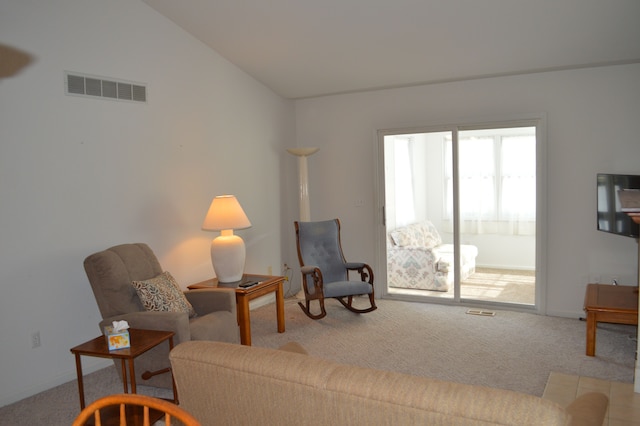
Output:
[[295, 219, 377, 319]]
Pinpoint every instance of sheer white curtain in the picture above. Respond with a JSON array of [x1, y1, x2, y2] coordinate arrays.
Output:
[[500, 135, 536, 235], [445, 132, 536, 235], [394, 137, 416, 227]]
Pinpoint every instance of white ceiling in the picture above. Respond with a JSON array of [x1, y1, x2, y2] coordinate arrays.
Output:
[[143, 0, 640, 99]]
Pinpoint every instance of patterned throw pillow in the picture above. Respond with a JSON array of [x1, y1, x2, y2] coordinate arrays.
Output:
[[389, 225, 420, 247], [421, 220, 443, 248], [389, 221, 443, 248], [132, 271, 196, 318]]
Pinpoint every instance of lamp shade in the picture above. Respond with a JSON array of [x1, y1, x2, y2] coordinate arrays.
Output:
[[202, 195, 251, 231]]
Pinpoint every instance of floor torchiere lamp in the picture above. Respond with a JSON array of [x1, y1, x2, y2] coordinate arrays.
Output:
[[202, 195, 252, 283], [286, 147, 319, 221]]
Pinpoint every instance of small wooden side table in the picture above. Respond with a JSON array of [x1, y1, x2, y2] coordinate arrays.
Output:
[[70, 328, 178, 421], [583, 283, 638, 356], [188, 274, 286, 346]]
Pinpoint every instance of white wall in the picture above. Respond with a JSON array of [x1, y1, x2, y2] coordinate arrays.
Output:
[[0, 0, 293, 407], [293, 63, 640, 318]]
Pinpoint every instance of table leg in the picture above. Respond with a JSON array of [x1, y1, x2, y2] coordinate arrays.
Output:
[[276, 281, 285, 333], [128, 358, 137, 394], [120, 360, 129, 393], [586, 311, 596, 356], [237, 294, 251, 346], [74, 353, 86, 409], [169, 336, 178, 404]]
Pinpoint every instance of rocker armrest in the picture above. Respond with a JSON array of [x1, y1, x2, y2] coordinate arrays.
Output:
[[345, 262, 374, 283], [99, 311, 191, 343], [301, 265, 319, 275], [185, 288, 236, 316]]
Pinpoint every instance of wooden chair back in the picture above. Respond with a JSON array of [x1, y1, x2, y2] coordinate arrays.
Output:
[[72, 393, 200, 426]]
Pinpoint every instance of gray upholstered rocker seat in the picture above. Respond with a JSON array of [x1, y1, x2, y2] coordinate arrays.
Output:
[[84, 243, 240, 389], [295, 219, 377, 320]]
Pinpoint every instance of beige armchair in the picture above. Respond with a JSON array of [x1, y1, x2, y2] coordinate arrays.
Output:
[[84, 243, 239, 389]]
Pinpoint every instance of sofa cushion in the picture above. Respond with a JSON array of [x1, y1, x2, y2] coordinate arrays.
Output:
[[132, 271, 196, 318]]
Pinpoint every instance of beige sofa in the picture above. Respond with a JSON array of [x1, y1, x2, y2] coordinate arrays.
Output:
[[169, 341, 608, 426]]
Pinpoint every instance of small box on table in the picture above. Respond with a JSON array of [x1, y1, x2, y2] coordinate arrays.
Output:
[[104, 325, 130, 350]]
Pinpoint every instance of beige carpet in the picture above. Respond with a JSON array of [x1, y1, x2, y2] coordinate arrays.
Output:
[[0, 298, 635, 425], [250, 297, 634, 396], [410, 267, 536, 305], [461, 267, 535, 304]]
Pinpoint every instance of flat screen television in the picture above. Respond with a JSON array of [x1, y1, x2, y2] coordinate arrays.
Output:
[[597, 173, 640, 238]]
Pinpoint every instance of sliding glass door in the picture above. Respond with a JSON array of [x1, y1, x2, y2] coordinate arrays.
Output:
[[379, 121, 539, 308]]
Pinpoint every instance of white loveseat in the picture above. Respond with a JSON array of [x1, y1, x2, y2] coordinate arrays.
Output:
[[387, 221, 478, 291]]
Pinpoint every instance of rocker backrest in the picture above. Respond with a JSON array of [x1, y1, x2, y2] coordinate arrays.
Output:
[[295, 219, 348, 284]]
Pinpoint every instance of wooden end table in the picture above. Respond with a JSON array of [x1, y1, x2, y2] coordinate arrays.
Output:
[[70, 328, 177, 424], [188, 274, 286, 346], [583, 283, 638, 356]]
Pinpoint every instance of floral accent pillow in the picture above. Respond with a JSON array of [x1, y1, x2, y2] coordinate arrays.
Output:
[[132, 271, 196, 318], [389, 225, 420, 247], [389, 221, 442, 249]]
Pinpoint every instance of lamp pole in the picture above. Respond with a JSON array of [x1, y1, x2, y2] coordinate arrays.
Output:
[[287, 147, 319, 221]]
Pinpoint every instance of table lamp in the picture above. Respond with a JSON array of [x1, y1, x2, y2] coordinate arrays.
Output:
[[202, 195, 252, 283]]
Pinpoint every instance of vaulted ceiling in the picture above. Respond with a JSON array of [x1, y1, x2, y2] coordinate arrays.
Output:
[[143, 0, 640, 99]]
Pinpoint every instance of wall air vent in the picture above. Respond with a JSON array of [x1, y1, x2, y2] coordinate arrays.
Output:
[[65, 72, 147, 103]]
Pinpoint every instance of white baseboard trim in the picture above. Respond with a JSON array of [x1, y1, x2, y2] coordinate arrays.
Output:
[[249, 293, 275, 310], [545, 309, 584, 319]]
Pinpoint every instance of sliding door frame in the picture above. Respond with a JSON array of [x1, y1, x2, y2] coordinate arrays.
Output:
[[373, 114, 547, 314]]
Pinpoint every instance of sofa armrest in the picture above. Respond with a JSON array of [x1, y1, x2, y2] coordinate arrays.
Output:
[[387, 245, 448, 291], [100, 311, 191, 343], [185, 288, 236, 317], [435, 258, 451, 272], [565, 392, 608, 426]]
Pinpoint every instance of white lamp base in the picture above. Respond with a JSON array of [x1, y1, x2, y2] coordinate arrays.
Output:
[[211, 230, 246, 283]]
